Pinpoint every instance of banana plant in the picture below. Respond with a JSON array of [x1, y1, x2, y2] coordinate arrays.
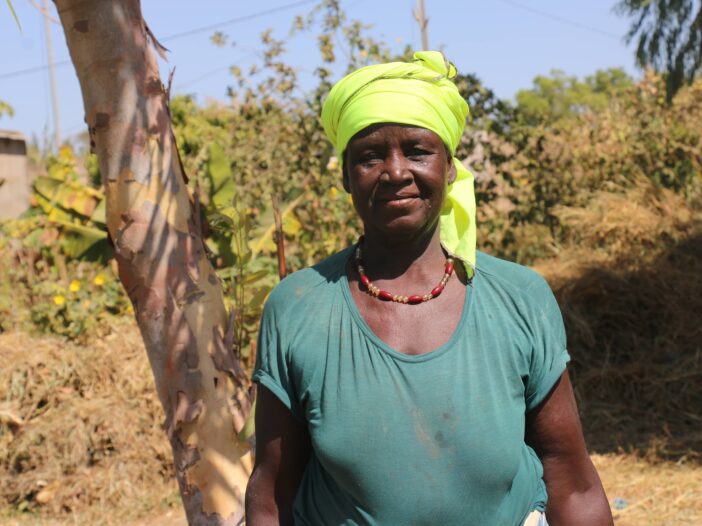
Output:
[[15, 147, 111, 261]]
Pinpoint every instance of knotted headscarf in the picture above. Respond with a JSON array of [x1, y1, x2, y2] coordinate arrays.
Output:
[[321, 51, 476, 275]]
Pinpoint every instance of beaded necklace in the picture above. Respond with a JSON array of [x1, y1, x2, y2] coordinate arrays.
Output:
[[354, 239, 454, 305]]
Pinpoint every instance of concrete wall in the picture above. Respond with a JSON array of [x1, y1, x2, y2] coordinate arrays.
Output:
[[0, 130, 29, 220]]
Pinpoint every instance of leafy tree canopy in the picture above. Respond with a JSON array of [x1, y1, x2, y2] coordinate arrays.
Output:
[[617, 0, 702, 101], [514, 68, 633, 125]]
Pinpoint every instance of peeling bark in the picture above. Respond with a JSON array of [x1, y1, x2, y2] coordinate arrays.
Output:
[[54, 1, 253, 523]]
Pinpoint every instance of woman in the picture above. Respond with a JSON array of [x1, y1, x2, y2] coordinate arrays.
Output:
[[246, 52, 612, 526]]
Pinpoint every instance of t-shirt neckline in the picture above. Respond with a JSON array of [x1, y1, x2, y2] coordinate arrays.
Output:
[[339, 249, 474, 363]]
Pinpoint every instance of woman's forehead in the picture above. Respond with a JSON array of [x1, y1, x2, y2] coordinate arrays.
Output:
[[348, 123, 443, 146]]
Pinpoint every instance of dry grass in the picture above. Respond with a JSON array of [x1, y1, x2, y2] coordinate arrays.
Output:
[[0, 322, 180, 525], [594, 453, 702, 525], [535, 180, 702, 459]]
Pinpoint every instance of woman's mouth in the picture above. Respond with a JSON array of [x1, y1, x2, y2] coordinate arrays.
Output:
[[378, 195, 419, 207]]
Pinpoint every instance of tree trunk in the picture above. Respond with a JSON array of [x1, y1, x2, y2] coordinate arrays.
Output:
[[53, 1, 253, 524]]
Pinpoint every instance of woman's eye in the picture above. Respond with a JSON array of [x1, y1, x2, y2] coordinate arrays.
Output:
[[407, 147, 429, 158], [360, 152, 381, 164]]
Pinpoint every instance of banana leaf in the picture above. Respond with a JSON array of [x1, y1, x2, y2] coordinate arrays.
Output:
[[51, 219, 111, 261], [249, 193, 305, 257], [207, 143, 236, 210]]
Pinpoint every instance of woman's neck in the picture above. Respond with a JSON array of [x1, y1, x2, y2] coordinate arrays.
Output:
[[359, 227, 447, 282]]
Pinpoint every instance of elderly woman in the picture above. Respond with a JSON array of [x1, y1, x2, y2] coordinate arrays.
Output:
[[245, 52, 613, 526]]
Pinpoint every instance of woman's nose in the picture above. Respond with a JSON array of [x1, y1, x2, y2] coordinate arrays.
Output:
[[382, 151, 411, 184]]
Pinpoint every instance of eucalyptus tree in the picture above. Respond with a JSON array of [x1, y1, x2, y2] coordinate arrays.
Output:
[[53, 1, 253, 524]]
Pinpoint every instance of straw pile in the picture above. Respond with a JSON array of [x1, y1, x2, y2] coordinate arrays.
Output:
[[535, 179, 702, 459], [0, 322, 179, 524]]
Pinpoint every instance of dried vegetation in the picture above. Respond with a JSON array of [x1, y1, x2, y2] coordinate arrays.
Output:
[[535, 180, 702, 460], [0, 323, 179, 525]]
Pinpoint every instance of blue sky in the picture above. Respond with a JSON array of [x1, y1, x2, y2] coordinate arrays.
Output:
[[1, 0, 637, 146]]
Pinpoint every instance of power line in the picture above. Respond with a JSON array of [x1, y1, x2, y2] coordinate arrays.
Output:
[[174, 51, 258, 91], [493, 0, 621, 40], [161, 0, 317, 41], [0, 60, 71, 80], [0, 0, 318, 81]]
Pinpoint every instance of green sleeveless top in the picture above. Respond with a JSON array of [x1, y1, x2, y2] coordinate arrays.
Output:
[[253, 248, 569, 526]]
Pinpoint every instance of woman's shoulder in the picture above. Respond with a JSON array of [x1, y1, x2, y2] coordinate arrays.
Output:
[[263, 246, 353, 316], [473, 251, 565, 341], [474, 250, 554, 300]]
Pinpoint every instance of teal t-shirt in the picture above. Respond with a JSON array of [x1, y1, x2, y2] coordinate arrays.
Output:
[[253, 248, 570, 526]]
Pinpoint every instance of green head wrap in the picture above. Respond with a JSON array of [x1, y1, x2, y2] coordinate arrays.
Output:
[[321, 51, 476, 275]]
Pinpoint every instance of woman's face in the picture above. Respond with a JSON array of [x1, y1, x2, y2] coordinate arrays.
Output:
[[343, 123, 456, 240]]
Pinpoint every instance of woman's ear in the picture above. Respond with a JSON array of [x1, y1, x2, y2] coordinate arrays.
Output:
[[447, 153, 457, 185], [342, 151, 351, 192]]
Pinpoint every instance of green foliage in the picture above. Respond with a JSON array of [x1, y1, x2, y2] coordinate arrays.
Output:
[[27, 270, 128, 341], [515, 68, 633, 125], [617, 0, 702, 101], [13, 146, 110, 262], [0, 235, 129, 340], [0, 145, 125, 340], [4, 1, 701, 355], [164, 2, 399, 353], [478, 71, 702, 264]]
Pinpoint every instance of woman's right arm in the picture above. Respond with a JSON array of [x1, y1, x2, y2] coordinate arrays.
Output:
[[245, 385, 311, 526]]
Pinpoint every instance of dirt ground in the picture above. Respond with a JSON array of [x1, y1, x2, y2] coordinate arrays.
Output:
[[2, 452, 700, 526]]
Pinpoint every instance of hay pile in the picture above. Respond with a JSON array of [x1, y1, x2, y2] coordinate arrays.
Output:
[[535, 179, 702, 458], [0, 322, 179, 524]]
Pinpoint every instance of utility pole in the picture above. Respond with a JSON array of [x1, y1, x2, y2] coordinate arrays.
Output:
[[413, 0, 429, 51], [42, 0, 62, 149]]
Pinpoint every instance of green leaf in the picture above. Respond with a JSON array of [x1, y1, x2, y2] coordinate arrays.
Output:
[[249, 193, 306, 257], [247, 284, 273, 310], [242, 269, 270, 285], [207, 143, 236, 209], [34, 193, 73, 223], [52, 219, 109, 259], [237, 400, 256, 442], [6, 0, 21, 31], [207, 212, 235, 233], [89, 198, 107, 226], [22, 227, 44, 251], [33, 176, 102, 220]]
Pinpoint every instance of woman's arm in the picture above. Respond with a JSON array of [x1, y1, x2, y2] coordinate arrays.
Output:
[[525, 370, 613, 526], [245, 385, 311, 526]]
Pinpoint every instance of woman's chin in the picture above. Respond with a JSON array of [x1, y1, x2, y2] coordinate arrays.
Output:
[[367, 217, 436, 242]]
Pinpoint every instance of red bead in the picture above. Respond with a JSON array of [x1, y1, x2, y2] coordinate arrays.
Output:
[[378, 290, 393, 301], [431, 285, 444, 297], [445, 263, 454, 275], [360, 275, 371, 288], [408, 295, 423, 305]]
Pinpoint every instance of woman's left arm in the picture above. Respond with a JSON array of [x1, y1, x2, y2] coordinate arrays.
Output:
[[525, 370, 613, 526]]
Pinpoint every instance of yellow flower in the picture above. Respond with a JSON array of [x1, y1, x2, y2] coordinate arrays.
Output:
[[69, 280, 81, 292], [360, 49, 368, 58], [93, 274, 106, 286], [126, 304, 134, 314], [53, 295, 66, 306], [329, 187, 338, 199]]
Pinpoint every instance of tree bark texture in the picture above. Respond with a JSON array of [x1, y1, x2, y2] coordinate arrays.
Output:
[[53, 1, 253, 524]]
